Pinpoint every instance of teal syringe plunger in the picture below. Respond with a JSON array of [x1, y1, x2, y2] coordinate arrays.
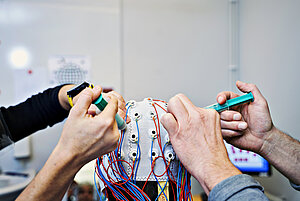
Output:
[[93, 94, 127, 130], [205, 92, 254, 112]]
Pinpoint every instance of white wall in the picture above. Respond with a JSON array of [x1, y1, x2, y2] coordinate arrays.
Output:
[[122, 0, 230, 106], [0, 0, 121, 105], [239, 1, 300, 200], [0, 0, 121, 180], [0, 0, 299, 200]]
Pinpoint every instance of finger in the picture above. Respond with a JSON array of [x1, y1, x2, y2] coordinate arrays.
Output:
[[161, 113, 179, 136], [95, 96, 118, 123], [87, 104, 99, 115], [236, 81, 264, 103], [72, 85, 102, 107], [91, 85, 103, 101], [222, 129, 243, 138], [105, 91, 126, 112], [103, 92, 131, 123], [220, 111, 242, 121], [221, 120, 248, 131], [167, 95, 189, 123], [71, 88, 94, 117], [216, 91, 239, 104], [175, 93, 197, 112], [117, 108, 129, 123]]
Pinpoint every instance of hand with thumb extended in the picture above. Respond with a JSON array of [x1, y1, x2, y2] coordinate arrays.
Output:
[[161, 93, 241, 194]]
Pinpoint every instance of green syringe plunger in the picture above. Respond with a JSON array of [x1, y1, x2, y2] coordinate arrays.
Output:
[[205, 92, 254, 112], [93, 94, 127, 130]]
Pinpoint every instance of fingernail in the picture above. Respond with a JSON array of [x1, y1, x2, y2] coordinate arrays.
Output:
[[218, 96, 223, 103], [238, 122, 247, 130], [233, 114, 241, 120]]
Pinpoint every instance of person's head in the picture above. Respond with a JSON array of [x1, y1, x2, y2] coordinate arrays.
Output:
[[78, 183, 94, 201]]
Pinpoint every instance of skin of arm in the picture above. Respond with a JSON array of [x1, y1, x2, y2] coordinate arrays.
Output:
[[217, 81, 300, 185], [161, 94, 241, 195], [58, 84, 75, 111], [16, 86, 120, 201]]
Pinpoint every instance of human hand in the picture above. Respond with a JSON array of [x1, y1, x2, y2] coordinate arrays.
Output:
[[217, 81, 275, 154], [72, 87, 130, 124], [161, 94, 241, 194], [57, 86, 120, 168], [101, 91, 131, 124]]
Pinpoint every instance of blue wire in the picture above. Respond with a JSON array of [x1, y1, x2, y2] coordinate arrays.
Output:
[[95, 149, 150, 201], [162, 142, 167, 153], [107, 155, 122, 182], [126, 182, 144, 200], [95, 101, 190, 201], [151, 139, 169, 201], [119, 105, 131, 158], [134, 120, 141, 183], [155, 177, 169, 201], [94, 171, 104, 201], [97, 158, 126, 200], [177, 162, 182, 201], [115, 105, 131, 184], [126, 182, 151, 201]]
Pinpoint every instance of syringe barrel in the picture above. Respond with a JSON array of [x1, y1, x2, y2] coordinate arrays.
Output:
[[205, 92, 254, 112]]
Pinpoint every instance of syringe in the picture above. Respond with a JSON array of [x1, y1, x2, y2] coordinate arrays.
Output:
[[93, 94, 127, 130], [205, 92, 254, 112]]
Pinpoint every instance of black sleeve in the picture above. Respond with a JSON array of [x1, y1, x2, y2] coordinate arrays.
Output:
[[0, 85, 69, 142]]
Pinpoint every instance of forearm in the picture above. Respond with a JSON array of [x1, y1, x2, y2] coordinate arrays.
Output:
[[260, 127, 300, 184], [2, 85, 70, 142], [16, 144, 81, 201]]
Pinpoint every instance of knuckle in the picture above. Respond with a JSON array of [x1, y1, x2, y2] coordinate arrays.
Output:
[[168, 96, 177, 107], [249, 83, 257, 90], [94, 85, 102, 91], [176, 93, 185, 97], [176, 93, 185, 99], [82, 87, 93, 96], [221, 111, 230, 119], [195, 109, 208, 122], [100, 117, 115, 129]]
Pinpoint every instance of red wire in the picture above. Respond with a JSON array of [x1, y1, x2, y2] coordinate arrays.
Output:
[[153, 99, 167, 104], [95, 99, 191, 201], [154, 102, 167, 113], [96, 158, 144, 201], [151, 156, 170, 177], [107, 160, 134, 185], [141, 159, 155, 191], [169, 179, 176, 201], [152, 104, 177, 183], [95, 163, 129, 201]]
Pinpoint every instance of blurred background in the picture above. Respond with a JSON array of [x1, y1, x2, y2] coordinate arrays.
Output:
[[0, 0, 299, 200]]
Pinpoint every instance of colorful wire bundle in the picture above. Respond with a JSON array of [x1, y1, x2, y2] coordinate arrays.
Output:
[[94, 99, 192, 201]]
